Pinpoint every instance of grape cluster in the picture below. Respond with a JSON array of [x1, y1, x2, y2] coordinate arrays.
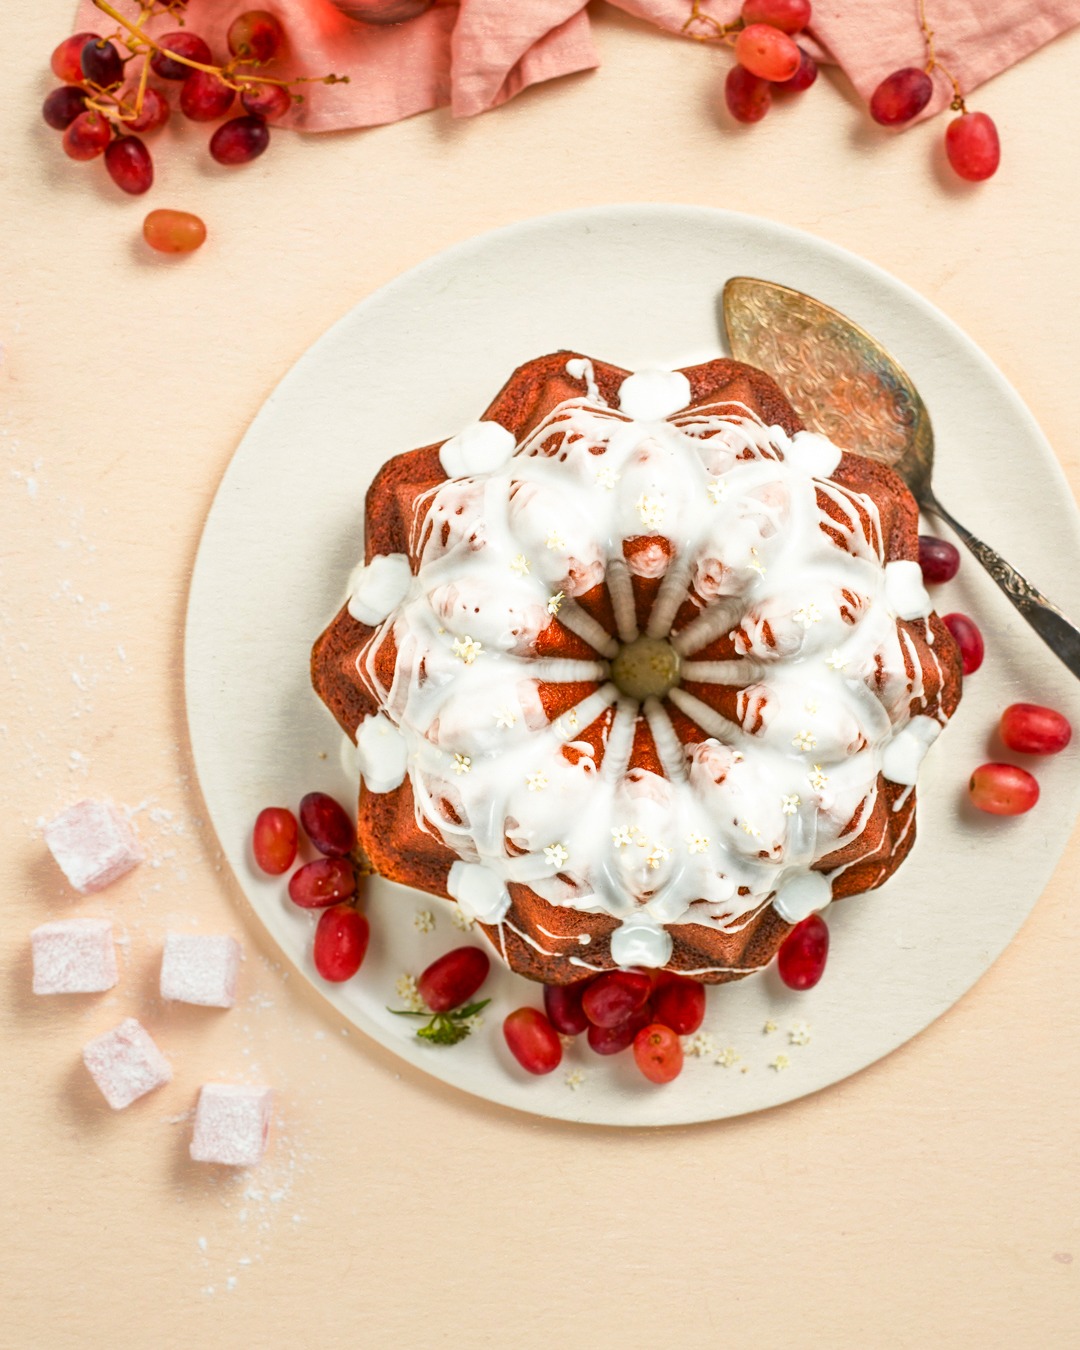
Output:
[[687, 0, 1000, 184], [41, 2, 347, 252]]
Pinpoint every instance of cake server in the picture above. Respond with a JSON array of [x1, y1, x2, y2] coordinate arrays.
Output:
[[722, 277, 1080, 681]]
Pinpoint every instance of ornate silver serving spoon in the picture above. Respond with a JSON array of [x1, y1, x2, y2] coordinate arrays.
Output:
[[722, 277, 1080, 681]]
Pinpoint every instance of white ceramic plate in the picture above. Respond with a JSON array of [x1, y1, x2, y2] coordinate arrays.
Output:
[[186, 205, 1080, 1126]]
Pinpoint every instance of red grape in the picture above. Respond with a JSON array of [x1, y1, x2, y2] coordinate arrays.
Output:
[[633, 1023, 684, 1084], [918, 535, 960, 584], [150, 31, 213, 81], [313, 904, 369, 981], [298, 791, 355, 857], [1000, 703, 1072, 756], [869, 67, 933, 126], [777, 913, 829, 990], [288, 857, 357, 908], [586, 1005, 652, 1055], [228, 11, 286, 64], [945, 111, 1000, 182], [128, 87, 171, 133], [725, 64, 772, 123], [42, 86, 88, 131], [503, 1008, 562, 1075], [180, 70, 236, 121], [143, 209, 207, 254], [252, 806, 298, 874], [581, 970, 652, 1028], [337, 1, 435, 21], [51, 33, 99, 85], [240, 82, 292, 120], [741, 0, 811, 33], [651, 973, 705, 1035], [783, 47, 817, 93], [734, 24, 801, 82], [62, 111, 111, 161], [543, 980, 592, 1036], [968, 763, 1039, 816], [209, 115, 270, 166], [417, 947, 490, 1012], [942, 612, 984, 675], [104, 136, 153, 194], [80, 38, 124, 88]]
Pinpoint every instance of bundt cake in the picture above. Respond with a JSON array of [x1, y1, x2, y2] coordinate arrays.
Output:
[[311, 352, 962, 985]]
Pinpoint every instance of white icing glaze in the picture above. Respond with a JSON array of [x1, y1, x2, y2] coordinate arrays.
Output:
[[438, 420, 516, 477], [609, 919, 673, 969], [355, 713, 406, 793], [447, 861, 511, 923], [349, 384, 948, 952], [347, 553, 412, 625], [772, 871, 832, 924], [881, 714, 942, 785], [617, 370, 692, 422], [884, 559, 932, 621]]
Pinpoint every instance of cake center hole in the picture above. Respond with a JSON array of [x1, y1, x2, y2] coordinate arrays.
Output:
[[611, 637, 681, 701]]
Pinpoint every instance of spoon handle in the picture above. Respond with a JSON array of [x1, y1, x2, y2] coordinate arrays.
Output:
[[925, 492, 1080, 680]]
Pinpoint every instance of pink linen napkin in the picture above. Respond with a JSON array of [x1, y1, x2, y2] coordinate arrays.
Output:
[[74, 0, 1080, 130]]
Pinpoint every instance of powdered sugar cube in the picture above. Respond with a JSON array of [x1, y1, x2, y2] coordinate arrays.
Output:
[[190, 1084, 273, 1166], [43, 799, 143, 893], [160, 933, 241, 1008], [82, 1017, 172, 1110], [32, 917, 118, 994]]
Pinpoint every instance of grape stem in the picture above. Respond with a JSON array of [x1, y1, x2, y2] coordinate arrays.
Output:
[[682, 2, 740, 46], [89, 0, 349, 117], [918, 0, 966, 112]]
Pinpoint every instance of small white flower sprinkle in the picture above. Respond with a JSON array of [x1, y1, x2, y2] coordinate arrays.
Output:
[[526, 771, 549, 792], [715, 1046, 740, 1069], [636, 493, 667, 529], [566, 710, 579, 730], [826, 649, 847, 671], [686, 832, 710, 855], [748, 546, 767, 576], [594, 465, 620, 490], [770, 1054, 791, 1072], [763, 1020, 778, 1034], [684, 1032, 717, 1059], [741, 821, 761, 839], [611, 825, 633, 849], [792, 729, 817, 752], [706, 479, 728, 505], [793, 602, 823, 628], [544, 842, 569, 868], [413, 910, 435, 934], [565, 1069, 586, 1091], [804, 699, 818, 715], [789, 1022, 812, 1046], [646, 844, 671, 870], [510, 553, 530, 577], [809, 764, 829, 791], [781, 794, 801, 815], [547, 591, 565, 616], [395, 973, 424, 1012], [494, 706, 518, 729], [545, 529, 566, 550], [452, 753, 472, 775], [451, 635, 482, 665], [451, 907, 475, 932]]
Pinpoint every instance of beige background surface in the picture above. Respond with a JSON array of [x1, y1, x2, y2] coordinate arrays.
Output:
[[3, 4, 1079, 1347]]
